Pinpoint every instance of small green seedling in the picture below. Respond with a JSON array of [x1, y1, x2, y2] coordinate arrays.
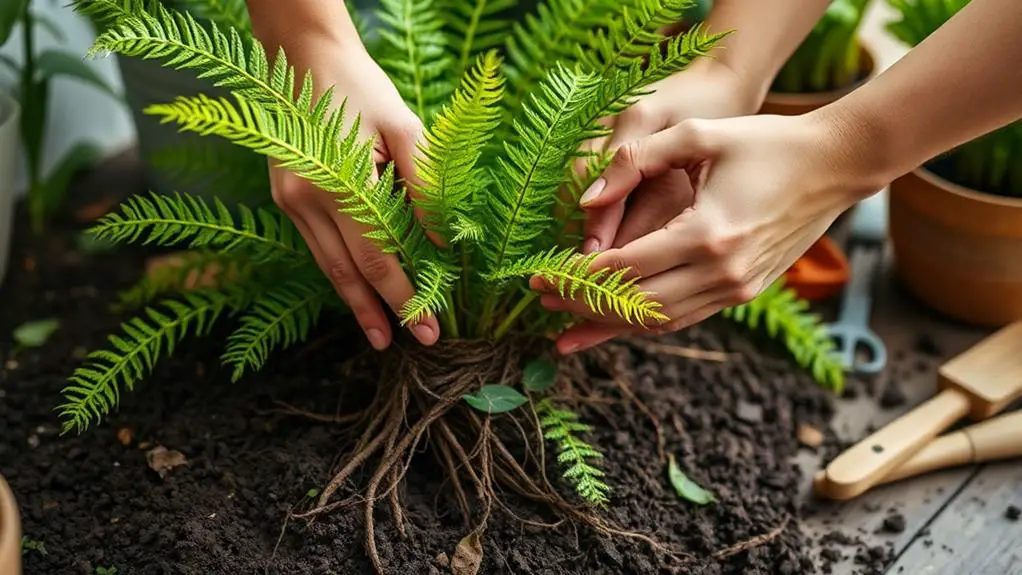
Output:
[[667, 454, 715, 505], [20, 536, 47, 556]]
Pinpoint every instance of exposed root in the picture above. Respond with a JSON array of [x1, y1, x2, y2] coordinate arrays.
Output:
[[293, 337, 716, 573], [626, 337, 734, 362], [709, 516, 790, 560], [256, 400, 363, 425]]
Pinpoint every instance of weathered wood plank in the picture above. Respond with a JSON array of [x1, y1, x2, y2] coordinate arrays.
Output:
[[797, 245, 991, 574], [887, 462, 1022, 574]]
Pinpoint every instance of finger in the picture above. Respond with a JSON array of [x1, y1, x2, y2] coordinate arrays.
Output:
[[381, 114, 451, 248], [303, 208, 395, 351], [588, 210, 711, 280], [612, 171, 696, 248], [580, 110, 662, 252], [580, 120, 716, 209], [554, 322, 631, 355], [326, 202, 440, 346]]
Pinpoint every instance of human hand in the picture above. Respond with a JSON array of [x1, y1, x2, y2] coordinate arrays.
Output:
[[270, 43, 439, 351], [577, 59, 763, 253], [540, 112, 881, 353]]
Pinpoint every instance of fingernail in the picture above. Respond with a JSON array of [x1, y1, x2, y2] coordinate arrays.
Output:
[[366, 328, 387, 351], [412, 323, 435, 343], [580, 178, 606, 206], [583, 237, 600, 254]]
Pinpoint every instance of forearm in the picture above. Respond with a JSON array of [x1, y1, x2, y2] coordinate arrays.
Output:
[[693, 0, 831, 103], [819, 0, 1022, 188], [244, 0, 363, 58]]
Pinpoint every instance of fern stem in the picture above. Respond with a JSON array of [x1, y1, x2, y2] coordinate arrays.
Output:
[[457, 0, 488, 76], [442, 291, 460, 338], [493, 291, 536, 340]]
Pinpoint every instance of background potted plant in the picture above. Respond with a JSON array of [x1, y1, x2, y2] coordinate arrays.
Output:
[[0, 0, 120, 243], [884, 0, 1022, 326], [1, 1, 23, 286], [0, 473, 21, 575], [760, 0, 877, 115]]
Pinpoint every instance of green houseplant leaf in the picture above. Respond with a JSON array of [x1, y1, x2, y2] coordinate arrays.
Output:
[[34, 50, 119, 98], [0, 0, 28, 46], [522, 359, 557, 392], [12, 318, 60, 348], [463, 384, 528, 413], [667, 454, 715, 505]]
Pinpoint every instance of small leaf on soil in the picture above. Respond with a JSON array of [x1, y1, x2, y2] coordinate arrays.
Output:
[[146, 446, 188, 479], [450, 531, 483, 575], [12, 318, 60, 348], [463, 385, 527, 414], [522, 359, 557, 392], [668, 455, 715, 505], [306, 488, 319, 498]]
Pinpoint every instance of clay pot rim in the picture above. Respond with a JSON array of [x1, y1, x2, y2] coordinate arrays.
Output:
[[0, 474, 21, 570], [912, 165, 1022, 210], [0, 90, 18, 127], [763, 43, 878, 106]]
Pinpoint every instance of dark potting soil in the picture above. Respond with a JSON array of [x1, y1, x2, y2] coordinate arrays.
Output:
[[1, 155, 840, 574]]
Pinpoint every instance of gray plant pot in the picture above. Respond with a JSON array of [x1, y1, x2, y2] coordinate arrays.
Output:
[[0, 90, 20, 287]]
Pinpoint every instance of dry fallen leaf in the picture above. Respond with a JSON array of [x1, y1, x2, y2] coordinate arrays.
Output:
[[797, 424, 824, 448], [146, 446, 188, 479], [450, 531, 483, 575], [117, 428, 134, 447]]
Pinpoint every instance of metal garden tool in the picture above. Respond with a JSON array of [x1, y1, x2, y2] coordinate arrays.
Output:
[[814, 321, 1022, 500], [824, 190, 889, 375]]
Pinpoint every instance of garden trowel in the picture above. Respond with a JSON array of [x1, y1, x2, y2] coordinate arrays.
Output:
[[813, 321, 1022, 500]]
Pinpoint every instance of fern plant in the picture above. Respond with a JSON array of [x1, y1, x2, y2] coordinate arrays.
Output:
[[772, 0, 873, 93], [885, 0, 1021, 197]]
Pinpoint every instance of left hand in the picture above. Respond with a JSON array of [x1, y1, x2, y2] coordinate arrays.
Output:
[[576, 59, 762, 253]]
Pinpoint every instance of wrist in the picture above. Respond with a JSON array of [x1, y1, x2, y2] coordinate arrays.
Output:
[[685, 56, 767, 115], [803, 102, 898, 205]]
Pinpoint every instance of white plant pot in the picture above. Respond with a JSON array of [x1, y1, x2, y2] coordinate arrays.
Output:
[[0, 90, 20, 287]]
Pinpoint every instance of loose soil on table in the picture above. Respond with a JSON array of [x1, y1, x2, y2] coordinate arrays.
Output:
[[1, 156, 840, 574]]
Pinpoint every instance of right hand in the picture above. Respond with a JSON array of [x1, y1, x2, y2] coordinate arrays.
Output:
[[270, 43, 439, 351]]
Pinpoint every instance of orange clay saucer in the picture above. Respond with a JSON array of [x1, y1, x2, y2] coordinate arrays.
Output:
[[783, 235, 850, 301]]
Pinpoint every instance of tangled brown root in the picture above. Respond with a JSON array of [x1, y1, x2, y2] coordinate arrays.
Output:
[[289, 337, 782, 574]]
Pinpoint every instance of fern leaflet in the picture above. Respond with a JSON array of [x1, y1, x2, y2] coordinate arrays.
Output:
[[59, 290, 241, 435], [722, 278, 846, 392], [375, 0, 454, 121], [536, 398, 610, 506], [221, 279, 336, 382], [485, 247, 668, 325], [440, 0, 518, 79], [90, 192, 306, 263]]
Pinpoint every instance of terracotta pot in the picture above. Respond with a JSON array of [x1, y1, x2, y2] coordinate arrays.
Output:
[[889, 168, 1022, 326], [0, 474, 22, 575], [759, 44, 877, 116]]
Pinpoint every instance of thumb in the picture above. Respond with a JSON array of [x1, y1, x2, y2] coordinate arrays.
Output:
[[579, 119, 716, 209]]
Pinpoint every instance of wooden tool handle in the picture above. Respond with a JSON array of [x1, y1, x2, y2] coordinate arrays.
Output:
[[817, 388, 971, 500], [877, 410, 1022, 485]]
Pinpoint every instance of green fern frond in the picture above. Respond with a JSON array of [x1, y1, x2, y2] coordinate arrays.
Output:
[[481, 64, 599, 273], [502, 0, 621, 107], [575, 0, 692, 73], [722, 278, 846, 393], [86, 1, 329, 121], [145, 94, 437, 271], [114, 250, 246, 311], [536, 398, 609, 506], [485, 248, 668, 325], [59, 290, 242, 435], [69, 0, 143, 29], [581, 24, 729, 137], [451, 216, 485, 244], [221, 279, 335, 382], [173, 0, 251, 32], [90, 192, 305, 263], [400, 261, 459, 325], [375, 0, 454, 121], [555, 151, 613, 247], [414, 50, 505, 240], [440, 0, 518, 79]]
